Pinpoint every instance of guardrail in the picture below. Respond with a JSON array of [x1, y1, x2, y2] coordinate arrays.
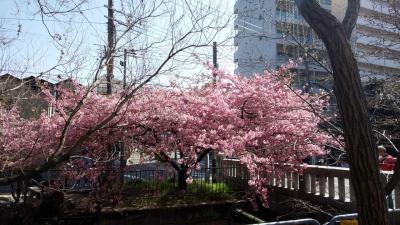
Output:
[[274, 165, 400, 211], [325, 209, 400, 225], [221, 159, 400, 211], [248, 218, 320, 225], [3, 159, 399, 211], [245, 210, 400, 225]]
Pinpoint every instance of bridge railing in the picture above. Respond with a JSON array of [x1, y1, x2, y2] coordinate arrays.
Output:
[[221, 159, 400, 211], [276, 165, 400, 210]]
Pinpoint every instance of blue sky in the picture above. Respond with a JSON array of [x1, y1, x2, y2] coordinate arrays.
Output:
[[0, 0, 235, 86]]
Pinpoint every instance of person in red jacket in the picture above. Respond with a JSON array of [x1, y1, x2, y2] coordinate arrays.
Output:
[[378, 145, 396, 171], [378, 145, 397, 209]]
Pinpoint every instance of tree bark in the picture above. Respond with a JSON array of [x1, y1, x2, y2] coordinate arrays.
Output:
[[178, 167, 188, 190], [155, 149, 212, 191], [294, 1, 389, 224]]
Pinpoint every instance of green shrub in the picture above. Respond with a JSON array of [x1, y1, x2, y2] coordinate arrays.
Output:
[[123, 179, 234, 207], [188, 181, 230, 194]]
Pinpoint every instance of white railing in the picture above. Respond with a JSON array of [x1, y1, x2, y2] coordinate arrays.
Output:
[[221, 159, 400, 211], [273, 165, 400, 209]]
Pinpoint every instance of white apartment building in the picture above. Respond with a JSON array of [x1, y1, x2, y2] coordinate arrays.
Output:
[[233, 0, 400, 86], [356, 0, 400, 80]]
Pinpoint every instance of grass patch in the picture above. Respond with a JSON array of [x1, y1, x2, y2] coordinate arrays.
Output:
[[122, 179, 235, 208]]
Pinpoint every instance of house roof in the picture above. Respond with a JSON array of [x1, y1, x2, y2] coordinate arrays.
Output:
[[0, 73, 75, 86]]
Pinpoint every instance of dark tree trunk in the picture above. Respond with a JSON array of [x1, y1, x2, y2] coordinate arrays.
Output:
[[11, 181, 22, 204], [294, 1, 389, 224], [178, 168, 188, 191], [158, 149, 212, 191]]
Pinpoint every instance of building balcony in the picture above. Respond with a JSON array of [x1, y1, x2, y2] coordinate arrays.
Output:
[[357, 55, 400, 70]]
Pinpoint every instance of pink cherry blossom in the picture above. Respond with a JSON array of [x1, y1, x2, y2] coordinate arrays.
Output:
[[186, 176, 193, 185], [0, 62, 336, 205]]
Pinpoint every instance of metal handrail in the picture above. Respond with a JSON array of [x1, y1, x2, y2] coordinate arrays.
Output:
[[248, 218, 320, 225], [326, 209, 400, 225], [325, 213, 357, 225]]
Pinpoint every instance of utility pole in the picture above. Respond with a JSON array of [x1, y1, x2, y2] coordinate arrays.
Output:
[[121, 49, 136, 89], [212, 41, 218, 84], [106, 0, 115, 95], [105, 0, 116, 186], [211, 41, 218, 182]]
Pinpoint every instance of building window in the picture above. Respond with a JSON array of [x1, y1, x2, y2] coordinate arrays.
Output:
[[276, 21, 313, 43], [276, 0, 296, 13], [277, 43, 303, 58], [320, 0, 331, 6]]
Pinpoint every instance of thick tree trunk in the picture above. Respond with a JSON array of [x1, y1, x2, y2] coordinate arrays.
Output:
[[327, 30, 388, 225], [158, 149, 212, 191], [294, 1, 389, 224], [11, 181, 22, 204], [178, 168, 188, 191]]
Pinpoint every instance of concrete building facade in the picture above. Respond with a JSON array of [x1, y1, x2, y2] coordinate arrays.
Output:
[[356, 0, 400, 80], [233, 0, 400, 85]]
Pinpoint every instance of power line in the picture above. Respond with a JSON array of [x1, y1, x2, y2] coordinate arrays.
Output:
[[73, 2, 106, 44], [0, 17, 106, 25], [0, 27, 55, 38]]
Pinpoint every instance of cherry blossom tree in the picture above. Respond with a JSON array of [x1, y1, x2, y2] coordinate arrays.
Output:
[[0, 0, 229, 186], [93, 62, 329, 193], [1, 62, 330, 205]]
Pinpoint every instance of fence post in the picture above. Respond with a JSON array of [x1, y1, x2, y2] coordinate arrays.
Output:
[[299, 174, 306, 193], [310, 174, 316, 194], [338, 177, 345, 202], [349, 181, 356, 203], [328, 176, 335, 199], [287, 172, 292, 189], [319, 175, 326, 197], [292, 173, 299, 190], [205, 153, 210, 182]]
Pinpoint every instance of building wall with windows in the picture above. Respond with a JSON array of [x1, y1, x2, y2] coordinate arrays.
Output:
[[233, 0, 334, 93], [356, 0, 400, 80], [0, 74, 76, 118], [0, 74, 54, 118], [233, 0, 400, 85]]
